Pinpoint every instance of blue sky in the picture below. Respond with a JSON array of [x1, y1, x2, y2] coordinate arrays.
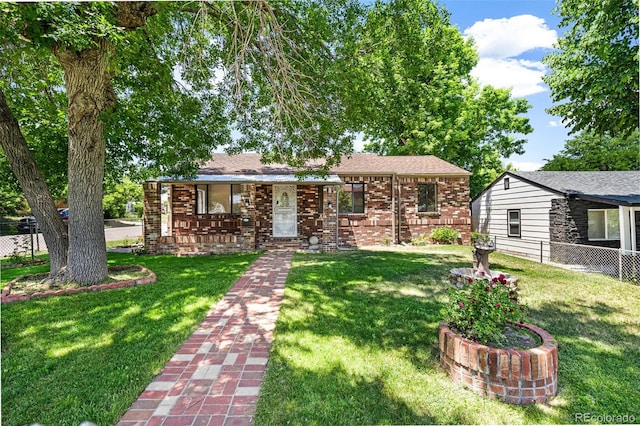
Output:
[[441, 0, 569, 171], [354, 0, 570, 171]]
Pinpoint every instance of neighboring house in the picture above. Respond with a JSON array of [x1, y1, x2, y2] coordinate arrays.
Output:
[[471, 171, 640, 257], [143, 153, 471, 254]]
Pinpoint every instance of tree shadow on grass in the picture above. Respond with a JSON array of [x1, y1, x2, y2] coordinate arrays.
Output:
[[526, 301, 640, 421], [261, 250, 571, 424], [0, 252, 260, 426], [256, 358, 439, 425]]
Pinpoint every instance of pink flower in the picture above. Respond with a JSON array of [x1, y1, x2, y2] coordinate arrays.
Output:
[[495, 302, 501, 307], [485, 286, 490, 292], [481, 271, 486, 276], [467, 277, 474, 284], [458, 301, 465, 309]]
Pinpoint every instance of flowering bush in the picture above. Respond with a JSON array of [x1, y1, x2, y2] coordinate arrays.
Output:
[[444, 274, 528, 345]]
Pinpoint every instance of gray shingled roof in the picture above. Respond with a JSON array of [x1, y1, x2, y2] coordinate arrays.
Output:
[[510, 171, 640, 206], [198, 153, 470, 176]]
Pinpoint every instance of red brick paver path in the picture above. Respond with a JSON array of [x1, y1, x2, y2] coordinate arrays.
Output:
[[117, 251, 293, 426]]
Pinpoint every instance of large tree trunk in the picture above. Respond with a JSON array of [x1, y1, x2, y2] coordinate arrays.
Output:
[[54, 41, 115, 285], [0, 89, 69, 278]]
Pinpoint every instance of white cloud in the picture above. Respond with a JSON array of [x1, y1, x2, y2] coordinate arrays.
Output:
[[464, 15, 557, 59], [548, 120, 561, 127], [471, 58, 548, 97], [463, 15, 557, 98]]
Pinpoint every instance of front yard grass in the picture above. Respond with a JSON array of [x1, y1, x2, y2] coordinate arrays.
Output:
[[1, 251, 261, 426], [255, 246, 640, 425]]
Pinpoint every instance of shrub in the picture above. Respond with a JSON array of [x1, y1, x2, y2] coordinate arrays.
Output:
[[430, 227, 459, 244], [471, 231, 491, 245], [380, 235, 392, 246], [444, 274, 528, 345], [410, 234, 430, 246]]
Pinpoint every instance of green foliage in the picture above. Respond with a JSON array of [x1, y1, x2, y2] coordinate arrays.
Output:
[[410, 234, 430, 246], [429, 227, 459, 244], [444, 274, 528, 345], [543, 0, 639, 137], [541, 130, 640, 171], [102, 178, 143, 219], [348, 0, 532, 196], [470, 231, 490, 245]]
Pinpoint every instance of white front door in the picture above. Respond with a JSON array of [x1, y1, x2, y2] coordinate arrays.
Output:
[[273, 184, 297, 237]]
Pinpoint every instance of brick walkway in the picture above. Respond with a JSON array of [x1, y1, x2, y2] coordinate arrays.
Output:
[[117, 251, 293, 426]]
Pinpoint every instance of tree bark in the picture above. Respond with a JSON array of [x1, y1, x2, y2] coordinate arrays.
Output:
[[54, 41, 115, 284], [0, 89, 69, 278]]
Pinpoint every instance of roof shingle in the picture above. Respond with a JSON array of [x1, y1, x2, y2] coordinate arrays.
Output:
[[198, 153, 470, 176]]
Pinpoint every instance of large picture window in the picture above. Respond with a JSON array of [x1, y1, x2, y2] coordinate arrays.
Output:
[[418, 183, 437, 212], [507, 209, 521, 237], [338, 183, 364, 214], [196, 184, 242, 214], [588, 209, 620, 240]]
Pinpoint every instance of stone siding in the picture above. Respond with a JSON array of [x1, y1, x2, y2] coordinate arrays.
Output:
[[549, 198, 620, 248]]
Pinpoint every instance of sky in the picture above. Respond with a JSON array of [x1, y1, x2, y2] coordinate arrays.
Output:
[[354, 0, 571, 171]]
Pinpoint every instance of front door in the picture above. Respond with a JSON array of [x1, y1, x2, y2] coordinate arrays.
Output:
[[273, 184, 297, 237]]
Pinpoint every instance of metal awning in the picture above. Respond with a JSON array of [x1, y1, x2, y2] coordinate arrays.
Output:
[[156, 174, 343, 184]]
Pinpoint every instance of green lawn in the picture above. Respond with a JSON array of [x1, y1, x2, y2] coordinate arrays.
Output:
[[3, 246, 639, 425], [254, 246, 640, 425], [1, 251, 261, 426]]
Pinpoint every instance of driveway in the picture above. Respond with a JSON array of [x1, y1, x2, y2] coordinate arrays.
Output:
[[0, 224, 143, 258]]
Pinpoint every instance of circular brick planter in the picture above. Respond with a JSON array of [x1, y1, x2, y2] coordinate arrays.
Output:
[[439, 322, 558, 405], [1, 265, 156, 304]]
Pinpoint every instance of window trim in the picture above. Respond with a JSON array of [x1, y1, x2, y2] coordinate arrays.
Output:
[[195, 184, 242, 215], [588, 208, 620, 241], [504, 177, 510, 190], [417, 183, 438, 213], [338, 183, 365, 214], [507, 209, 521, 238]]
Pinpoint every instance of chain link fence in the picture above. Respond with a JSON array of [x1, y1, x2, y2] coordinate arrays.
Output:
[[0, 221, 46, 263], [493, 236, 639, 282]]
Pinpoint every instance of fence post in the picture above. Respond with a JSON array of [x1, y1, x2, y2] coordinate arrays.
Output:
[[30, 223, 35, 260], [618, 249, 623, 281]]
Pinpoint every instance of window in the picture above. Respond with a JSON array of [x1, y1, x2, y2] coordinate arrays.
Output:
[[504, 177, 510, 190], [196, 184, 242, 214], [338, 183, 364, 213], [507, 209, 521, 237], [588, 209, 620, 240], [418, 183, 437, 212]]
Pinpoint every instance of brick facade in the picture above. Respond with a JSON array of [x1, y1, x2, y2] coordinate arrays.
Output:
[[144, 173, 471, 254], [399, 176, 471, 245]]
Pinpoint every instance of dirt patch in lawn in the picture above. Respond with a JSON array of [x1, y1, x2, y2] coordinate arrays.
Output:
[[1, 265, 156, 303]]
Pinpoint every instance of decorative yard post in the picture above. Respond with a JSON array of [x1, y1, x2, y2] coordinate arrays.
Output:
[[472, 240, 496, 275], [143, 181, 161, 254]]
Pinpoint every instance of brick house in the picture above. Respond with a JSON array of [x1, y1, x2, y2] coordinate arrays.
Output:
[[143, 153, 471, 254]]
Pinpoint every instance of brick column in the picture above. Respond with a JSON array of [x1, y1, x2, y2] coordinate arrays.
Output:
[[322, 185, 338, 251], [143, 181, 162, 254], [240, 184, 256, 251]]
